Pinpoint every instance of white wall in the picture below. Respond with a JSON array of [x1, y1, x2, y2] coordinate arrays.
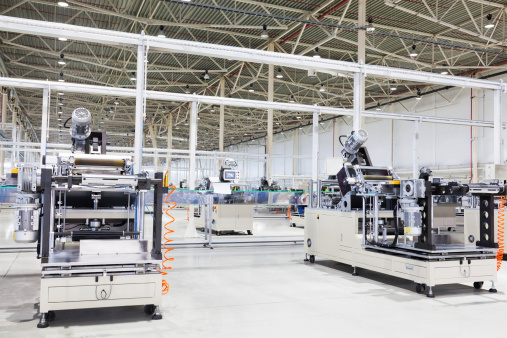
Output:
[[220, 73, 507, 184]]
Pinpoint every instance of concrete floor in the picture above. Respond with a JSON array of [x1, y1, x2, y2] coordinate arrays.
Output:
[[1, 209, 507, 337]]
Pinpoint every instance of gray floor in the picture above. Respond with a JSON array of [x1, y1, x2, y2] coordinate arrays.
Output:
[[1, 209, 507, 337]]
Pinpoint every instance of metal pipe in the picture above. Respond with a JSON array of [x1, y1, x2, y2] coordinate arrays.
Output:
[[308, 179, 313, 208], [494, 89, 503, 165], [137, 191, 145, 240], [312, 112, 319, 193], [134, 42, 146, 174]]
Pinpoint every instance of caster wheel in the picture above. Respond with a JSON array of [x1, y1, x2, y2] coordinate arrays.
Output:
[[47, 311, 56, 322], [247, 230, 252, 235], [144, 304, 155, 315], [473, 282, 484, 290], [216, 232, 221, 236], [416, 284, 426, 294], [37, 322, 49, 329], [152, 314, 162, 320], [309, 255, 315, 264]]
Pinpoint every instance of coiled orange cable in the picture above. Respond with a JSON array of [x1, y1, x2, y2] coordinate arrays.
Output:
[[497, 196, 505, 271], [159, 185, 177, 295]]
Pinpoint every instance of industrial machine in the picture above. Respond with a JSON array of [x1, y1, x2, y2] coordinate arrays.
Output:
[[13, 108, 167, 328], [305, 129, 503, 298], [196, 158, 253, 235]]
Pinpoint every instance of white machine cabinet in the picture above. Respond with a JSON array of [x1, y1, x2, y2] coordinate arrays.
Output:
[[304, 208, 498, 296], [212, 204, 254, 234]]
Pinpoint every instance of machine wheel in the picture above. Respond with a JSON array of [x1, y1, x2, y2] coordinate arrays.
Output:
[[473, 282, 484, 290], [415, 284, 426, 294], [247, 230, 252, 235], [47, 311, 56, 322], [309, 255, 315, 264], [144, 304, 155, 315]]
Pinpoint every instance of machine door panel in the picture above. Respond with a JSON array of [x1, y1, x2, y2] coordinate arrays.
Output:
[[316, 213, 339, 258], [337, 214, 356, 249], [235, 205, 253, 230]]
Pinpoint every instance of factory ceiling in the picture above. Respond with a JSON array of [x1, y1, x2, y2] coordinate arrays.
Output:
[[0, 0, 505, 149]]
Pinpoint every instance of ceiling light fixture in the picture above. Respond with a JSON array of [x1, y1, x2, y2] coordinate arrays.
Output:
[[366, 17, 375, 32], [58, 37, 68, 41], [276, 68, 283, 79], [409, 44, 418, 57], [416, 88, 422, 100], [58, 72, 64, 82], [158, 26, 166, 38], [248, 83, 254, 92], [289, 95, 295, 103], [313, 47, 321, 58], [185, 85, 190, 94], [376, 103, 381, 111], [130, 72, 136, 81], [203, 70, 210, 80], [485, 14, 495, 29], [390, 81, 397, 91], [261, 24, 269, 39], [210, 105, 215, 113], [319, 83, 325, 92], [58, 53, 65, 65], [58, 1, 69, 7]]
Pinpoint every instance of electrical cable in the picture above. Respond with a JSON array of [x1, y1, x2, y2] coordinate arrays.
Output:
[[497, 196, 505, 271], [159, 184, 176, 295], [63, 117, 72, 128]]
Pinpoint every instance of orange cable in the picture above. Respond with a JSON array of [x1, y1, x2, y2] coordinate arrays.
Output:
[[159, 185, 176, 295], [497, 196, 505, 271]]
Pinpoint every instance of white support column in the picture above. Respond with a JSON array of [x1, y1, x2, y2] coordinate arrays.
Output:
[[353, 72, 363, 131], [312, 112, 319, 184], [219, 76, 225, 163], [493, 89, 503, 165], [189, 101, 198, 189], [40, 87, 49, 161], [134, 42, 146, 174], [413, 120, 419, 179], [167, 113, 172, 182], [186, 100, 199, 238], [292, 129, 298, 177], [0, 88, 7, 176], [358, 0, 366, 129], [267, 42, 274, 181], [472, 87, 478, 183], [11, 105, 17, 167]]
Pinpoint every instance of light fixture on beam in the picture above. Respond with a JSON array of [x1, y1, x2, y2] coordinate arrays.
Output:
[[289, 95, 295, 103], [185, 84, 190, 94], [390, 81, 397, 91], [409, 44, 418, 57], [319, 83, 325, 92], [276, 68, 283, 79], [261, 24, 269, 39], [203, 70, 210, 80], [158, 26, 166, 38], [485, 14, 495, 29], [366, 17, 375, 32], [58, 53, 65, 65], [210, 105, 215, 113], [58, 37, 68, 41], [376, 103, 381, 111], [130, 72, 136, 81], [248, 83, 254, 92], [58, 72, 65, 82], [313, 47, 321, 58], [416, 88, 422, 100], [58, 1, 68, 7]]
